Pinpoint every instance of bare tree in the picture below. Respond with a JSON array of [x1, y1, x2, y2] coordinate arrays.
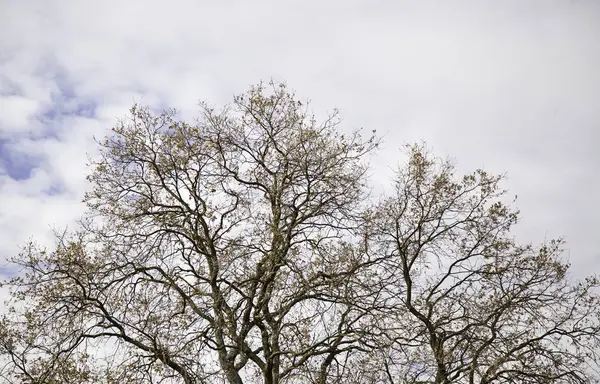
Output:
[[367, 145, 600, 383], [1, 82, 599, 384]]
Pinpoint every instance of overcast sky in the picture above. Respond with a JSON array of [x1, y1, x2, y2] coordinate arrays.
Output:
[[1, 0, 599, 283]]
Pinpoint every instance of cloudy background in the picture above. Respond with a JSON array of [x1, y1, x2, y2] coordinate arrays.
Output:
[[1, 0, 599, 287]]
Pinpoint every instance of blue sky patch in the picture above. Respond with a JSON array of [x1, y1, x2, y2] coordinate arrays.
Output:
[[0, 58, 96, 189], [0, 137, 40, 181]]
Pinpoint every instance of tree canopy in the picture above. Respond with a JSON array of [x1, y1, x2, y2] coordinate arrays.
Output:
[[1, 82, 599, 384]]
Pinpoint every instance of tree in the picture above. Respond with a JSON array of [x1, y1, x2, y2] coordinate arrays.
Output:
[[1, 81, 599, 384]]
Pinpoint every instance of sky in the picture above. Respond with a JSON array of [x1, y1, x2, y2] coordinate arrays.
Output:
[[0, 0, 599, 289]]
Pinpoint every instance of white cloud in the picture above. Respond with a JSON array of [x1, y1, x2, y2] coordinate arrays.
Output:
[[0, 96, 40, 131], [0, 0, 599, 278]]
